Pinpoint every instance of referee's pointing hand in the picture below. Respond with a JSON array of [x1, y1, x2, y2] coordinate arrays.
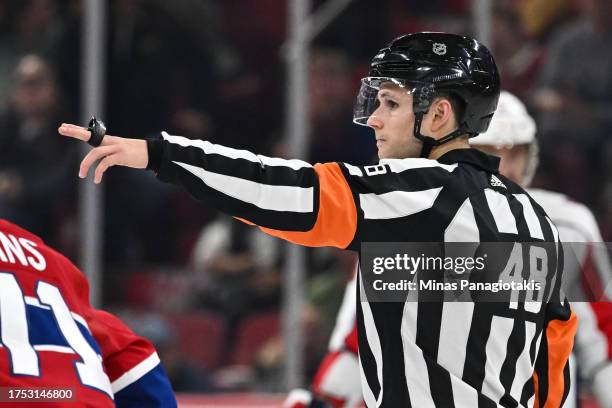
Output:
[[58, 123, 149, 184]]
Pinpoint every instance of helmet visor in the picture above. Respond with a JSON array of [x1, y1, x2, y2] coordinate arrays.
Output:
[[353, 77, 435, 126]]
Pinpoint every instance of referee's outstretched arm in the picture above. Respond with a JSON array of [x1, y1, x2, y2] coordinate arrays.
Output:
[[58, 123, 359, 249]]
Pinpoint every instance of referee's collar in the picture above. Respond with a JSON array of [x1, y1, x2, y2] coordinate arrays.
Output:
[[436, 148, 500, 173]]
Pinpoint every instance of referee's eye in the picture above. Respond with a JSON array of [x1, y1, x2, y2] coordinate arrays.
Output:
[[385, 99, 399, 110]]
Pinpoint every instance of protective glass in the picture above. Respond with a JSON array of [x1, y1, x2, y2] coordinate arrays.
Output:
[[353, 77, 435, 126]]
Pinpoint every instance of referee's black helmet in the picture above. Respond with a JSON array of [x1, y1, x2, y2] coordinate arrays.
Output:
[[354, 32, 501, 157]]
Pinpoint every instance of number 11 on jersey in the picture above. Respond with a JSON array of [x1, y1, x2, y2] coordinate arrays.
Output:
[[0, 272, 113, 397]]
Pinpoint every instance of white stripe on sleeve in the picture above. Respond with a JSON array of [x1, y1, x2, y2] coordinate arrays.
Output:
[[379, 158, 458, 173], [173, 161, 314, 213], [344, 163, 364, 177], [360, 187, 442, 220], [111, 352, 161, 393], [162, 132, 312, 170]]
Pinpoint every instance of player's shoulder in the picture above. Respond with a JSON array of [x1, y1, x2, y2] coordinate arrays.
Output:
[[528, 188, 594, 219], [528, 188, 600, 239]]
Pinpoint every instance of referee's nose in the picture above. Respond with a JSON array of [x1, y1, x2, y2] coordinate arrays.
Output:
[[367, 114, 383, 129]]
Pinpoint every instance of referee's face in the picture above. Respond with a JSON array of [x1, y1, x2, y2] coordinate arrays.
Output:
[[367, 84, 420, 159]]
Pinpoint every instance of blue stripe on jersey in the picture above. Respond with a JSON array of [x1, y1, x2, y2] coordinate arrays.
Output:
[[25, 304, 102, 355], [114, 364, 177, 408]]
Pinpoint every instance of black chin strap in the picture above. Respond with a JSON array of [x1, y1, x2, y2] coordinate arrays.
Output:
[[413, 112, 473, 158]]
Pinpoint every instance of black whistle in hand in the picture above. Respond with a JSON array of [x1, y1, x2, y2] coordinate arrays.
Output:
[[87, 116, 107, 147]]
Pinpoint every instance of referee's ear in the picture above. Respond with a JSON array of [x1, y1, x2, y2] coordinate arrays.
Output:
[[423, 97, 457, 138]]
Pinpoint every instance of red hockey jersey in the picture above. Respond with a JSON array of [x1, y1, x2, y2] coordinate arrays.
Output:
[[0, 220, 176, 407]]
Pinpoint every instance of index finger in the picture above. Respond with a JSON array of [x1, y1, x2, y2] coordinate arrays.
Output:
[[58, 123, 91, 142]]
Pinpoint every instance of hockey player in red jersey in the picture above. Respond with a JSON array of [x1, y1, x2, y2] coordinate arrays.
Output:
[[0, 219, 177, 407]]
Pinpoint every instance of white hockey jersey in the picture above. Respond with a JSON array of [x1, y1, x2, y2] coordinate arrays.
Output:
[[528, 189, 612, 408]]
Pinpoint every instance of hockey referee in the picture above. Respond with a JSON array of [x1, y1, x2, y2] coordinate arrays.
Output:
[[59, 32, 577, 408]]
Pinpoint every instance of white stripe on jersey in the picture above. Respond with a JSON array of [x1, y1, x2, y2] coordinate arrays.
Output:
[[24, 296, 50, 309], [481, 316, 514, 403], [527, 394, 535, 407], [360, 353, 378, 408], [513, 194, 544, 240], [485, 189, 518, 234], [162, 132, 312, 170], [71, 313, 90, 333], [450, 374, 479, 407], [0, 344, 89, 354], [359, 187, 442, 220], [360, 277, 384, 406], [34, 345, 75, 354], [344, 163, 364, 177], [24, 296, 91, 333], [379, 158, 458, 173], [534, 331, 543, 364], [401, 302, 436, 408], [509, 321, 537, 401], [444, 198, 479, 242], [173, 161, 314, 213], [545, 217, 560, 248], [438, 302, 475, 378], [545, 216, 561, 301], [111, 352, 161, 393]]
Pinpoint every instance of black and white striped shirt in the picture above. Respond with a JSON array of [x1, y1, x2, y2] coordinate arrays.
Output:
[[147, 133, 577, 408]]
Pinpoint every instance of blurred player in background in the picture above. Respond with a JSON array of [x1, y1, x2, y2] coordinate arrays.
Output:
[[284, 263, 362, 408], [0, 219, 176, 407], [285, 91, 612, 408], [471, 91, 612, 408]]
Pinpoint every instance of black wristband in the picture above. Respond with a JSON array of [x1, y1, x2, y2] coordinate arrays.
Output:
[[87, 116, 107, 147], [146, 136, 164, 172]]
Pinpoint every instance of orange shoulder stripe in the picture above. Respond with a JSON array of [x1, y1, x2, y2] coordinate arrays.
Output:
[[539, 307, 578, 408], [255, 162, 357, 248]]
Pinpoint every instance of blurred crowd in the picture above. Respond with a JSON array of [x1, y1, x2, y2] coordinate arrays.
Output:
[[0, 0, 611, 393]]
